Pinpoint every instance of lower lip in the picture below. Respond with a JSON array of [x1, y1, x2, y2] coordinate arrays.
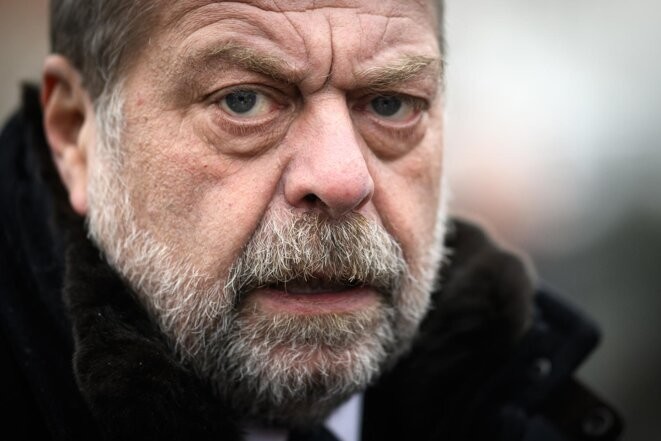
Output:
[[249, 286, 379, 314]]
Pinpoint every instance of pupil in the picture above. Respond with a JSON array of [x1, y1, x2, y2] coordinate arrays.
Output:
[[225, 91, 257, 114], [371, 96, 402, 117]]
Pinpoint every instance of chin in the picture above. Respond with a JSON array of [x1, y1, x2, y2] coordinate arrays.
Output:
[[211, 308, 397, 427]]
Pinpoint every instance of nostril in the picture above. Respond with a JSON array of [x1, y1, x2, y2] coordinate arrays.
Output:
[[303, 194, 320, 204]]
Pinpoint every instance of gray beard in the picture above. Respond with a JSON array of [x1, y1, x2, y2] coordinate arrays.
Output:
[[86, 124, 447, 427], [212, 304, 397, 426], [184, 210, 411, 426]]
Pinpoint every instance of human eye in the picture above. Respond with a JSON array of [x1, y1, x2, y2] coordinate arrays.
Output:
[[353, 92, 430, 158], [366, 94, 426, 123], [217, 88, 280, 118], [203, 84, 295, 149]]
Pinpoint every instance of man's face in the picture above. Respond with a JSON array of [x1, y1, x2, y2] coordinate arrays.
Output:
[[86, 0, 445, 425]]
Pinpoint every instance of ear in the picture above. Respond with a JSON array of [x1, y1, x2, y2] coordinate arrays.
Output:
[[41, 55, 97, 216]]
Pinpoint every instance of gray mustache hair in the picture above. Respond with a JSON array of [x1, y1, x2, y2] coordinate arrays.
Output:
[[224, 210, 408, 302]]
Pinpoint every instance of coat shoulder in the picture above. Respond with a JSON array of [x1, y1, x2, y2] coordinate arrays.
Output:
[[362, 220, 624, 441]]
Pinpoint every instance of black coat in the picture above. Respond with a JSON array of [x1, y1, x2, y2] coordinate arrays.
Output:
[[0, 86, 623, 441]]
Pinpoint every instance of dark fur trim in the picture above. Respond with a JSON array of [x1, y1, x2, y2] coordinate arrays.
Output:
[[8, 85, 541, 440], [362, 220, 534, 441], [63, 229, 242, 440], [60, 217, 533, 440]]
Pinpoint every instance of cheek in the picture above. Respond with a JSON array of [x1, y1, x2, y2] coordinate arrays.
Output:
[[121, 127, 284, 274], [371, 141, 444, 267]]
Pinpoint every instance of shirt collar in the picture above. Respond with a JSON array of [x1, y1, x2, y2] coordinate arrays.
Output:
[[244, 393, 363, 441]]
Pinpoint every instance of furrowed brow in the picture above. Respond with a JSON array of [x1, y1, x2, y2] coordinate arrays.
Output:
[[169, 44, 305, 100], [356, 55, 443, 91]]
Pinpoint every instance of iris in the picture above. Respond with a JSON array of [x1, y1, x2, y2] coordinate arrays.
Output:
[[225, 91, 258, 114], [370, 96, 402, 117]]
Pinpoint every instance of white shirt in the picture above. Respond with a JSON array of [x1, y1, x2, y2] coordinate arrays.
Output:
[[244, 394, 363, 441]]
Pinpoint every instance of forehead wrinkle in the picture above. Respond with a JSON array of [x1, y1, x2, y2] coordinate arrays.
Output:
[[164, 45, 310, 106], [178, 43, 306, 83], [356, 55, 443, 91]]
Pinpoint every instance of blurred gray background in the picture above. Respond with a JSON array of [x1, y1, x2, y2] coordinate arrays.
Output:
[[1, 1, 659, 439], [444, 1, 661, 440]]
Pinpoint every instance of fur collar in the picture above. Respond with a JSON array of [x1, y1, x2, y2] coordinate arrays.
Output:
[[61, 215, 533, 440], [6, 85, 536, 440]]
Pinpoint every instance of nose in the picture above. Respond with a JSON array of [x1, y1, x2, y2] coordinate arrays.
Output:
[[283, 96, 374, 218]]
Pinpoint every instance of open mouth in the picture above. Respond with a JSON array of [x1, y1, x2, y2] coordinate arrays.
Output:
[[252, 278, 376, 314], [267, 278, 363, 295]]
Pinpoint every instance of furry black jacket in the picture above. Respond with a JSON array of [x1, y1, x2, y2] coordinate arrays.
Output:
[[0, 87, 623, 441]]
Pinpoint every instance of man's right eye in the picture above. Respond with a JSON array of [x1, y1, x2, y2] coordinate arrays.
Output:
[[219, 89, 276, 118]]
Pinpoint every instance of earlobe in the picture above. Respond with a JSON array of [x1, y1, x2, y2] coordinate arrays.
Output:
[[41, 54, 95, 216]]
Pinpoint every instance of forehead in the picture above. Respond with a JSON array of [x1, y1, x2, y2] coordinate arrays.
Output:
[[145, 0, 440, 89], [161, 0, 438, 27]]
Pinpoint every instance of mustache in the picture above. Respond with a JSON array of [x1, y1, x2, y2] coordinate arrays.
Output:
[[224, 211, 408, 302]]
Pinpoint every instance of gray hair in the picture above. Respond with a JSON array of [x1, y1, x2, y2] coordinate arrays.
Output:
[[50, 0, 444, 102], [50, 0, 158, 100]]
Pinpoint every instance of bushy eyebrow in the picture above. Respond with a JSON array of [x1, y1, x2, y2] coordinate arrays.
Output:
[[171, 43, 306, 91], [168, 43, 442, 102], [356, 55, 443, 92]]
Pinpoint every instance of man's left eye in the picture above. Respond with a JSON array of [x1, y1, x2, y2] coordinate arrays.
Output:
[[367, 95, 419, 121], [219, 89, 274, 117]]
